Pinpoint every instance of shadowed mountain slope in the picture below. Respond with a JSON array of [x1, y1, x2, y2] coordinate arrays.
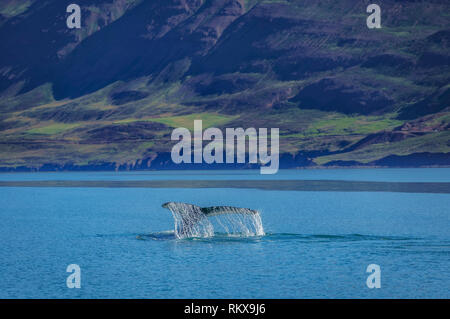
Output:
[[0, 0, 449, 170]]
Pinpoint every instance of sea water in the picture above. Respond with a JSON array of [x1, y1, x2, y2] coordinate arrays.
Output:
[[0, 169, 449, 298]]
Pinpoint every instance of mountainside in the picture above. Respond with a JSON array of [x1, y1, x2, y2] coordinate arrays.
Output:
[[0, 0, 449, 170]]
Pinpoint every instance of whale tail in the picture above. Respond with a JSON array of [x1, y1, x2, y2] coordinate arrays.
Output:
[[162, 202, 258, 216], [162, 202, 260, 238]]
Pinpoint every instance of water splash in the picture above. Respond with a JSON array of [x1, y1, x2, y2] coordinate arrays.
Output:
[[164, 202, 264, 239]]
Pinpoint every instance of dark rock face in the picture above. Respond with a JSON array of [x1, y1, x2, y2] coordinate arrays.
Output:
[[51, 0, 245, 98], [274, 56, 359, 81], [185, 74, 259, 96], [398, 86, 450, 120], [1, 0, 448, 116], [417, 52, 450, 68], [0, 0, 143, 94], [372, 152, 450, 167], [361, 54, 415, 74], [111, 91, 150, 105], [290, 78, 394, 115], [0, 119, 21, 131]]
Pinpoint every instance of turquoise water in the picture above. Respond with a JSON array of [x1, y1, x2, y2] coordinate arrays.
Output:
[[0, 169, 449, 298]]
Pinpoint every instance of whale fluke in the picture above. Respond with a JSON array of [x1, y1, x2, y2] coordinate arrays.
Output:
[[161, 202, 261, 238], [162, 202, 258, 216]]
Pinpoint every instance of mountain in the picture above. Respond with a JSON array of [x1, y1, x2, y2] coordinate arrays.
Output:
[[0, 0, 449, 170]]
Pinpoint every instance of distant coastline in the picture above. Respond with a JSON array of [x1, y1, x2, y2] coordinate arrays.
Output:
[[1, 179, 450, 194], [0, 151, 448, 172]]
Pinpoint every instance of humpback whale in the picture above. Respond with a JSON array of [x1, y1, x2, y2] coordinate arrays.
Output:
[[162, 202, 262, 238], [162, 202, 258, 216]]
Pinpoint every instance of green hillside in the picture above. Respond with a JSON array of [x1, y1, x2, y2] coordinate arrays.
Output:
[[0, 0, 449, 170]]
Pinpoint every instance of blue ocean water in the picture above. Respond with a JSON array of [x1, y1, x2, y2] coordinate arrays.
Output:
[[0, 169, 449, 298]]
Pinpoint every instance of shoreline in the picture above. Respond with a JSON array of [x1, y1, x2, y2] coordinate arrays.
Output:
[[0, 152, 448, 172], [1, 164, 450, 173]]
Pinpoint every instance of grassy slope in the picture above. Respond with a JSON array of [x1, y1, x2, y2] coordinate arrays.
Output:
[[116, 113, 238, 131], [0, 80, 448, 167], [315, 131, 450, 164], [2, 80, 446, 167], [0, 0, 449, 168]]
